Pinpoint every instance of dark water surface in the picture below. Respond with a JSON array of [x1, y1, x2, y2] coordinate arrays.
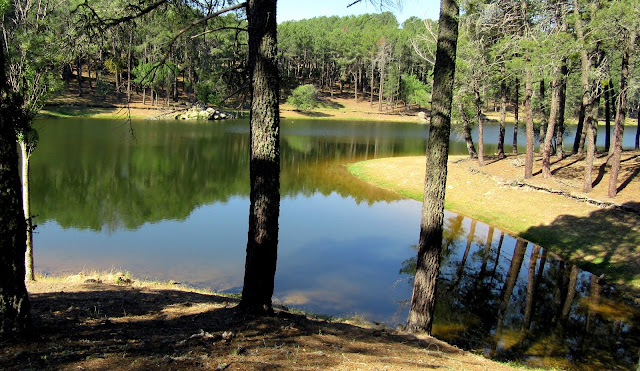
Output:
[[31, 118, 639, 369]]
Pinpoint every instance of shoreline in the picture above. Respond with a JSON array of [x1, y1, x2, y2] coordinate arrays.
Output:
[[348, 153, 640, 298]]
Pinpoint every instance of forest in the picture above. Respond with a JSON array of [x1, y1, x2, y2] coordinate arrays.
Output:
[[1, 0, 640, 369]]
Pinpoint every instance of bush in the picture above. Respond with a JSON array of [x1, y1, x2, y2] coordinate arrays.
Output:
[[287, 84, 318, 111]]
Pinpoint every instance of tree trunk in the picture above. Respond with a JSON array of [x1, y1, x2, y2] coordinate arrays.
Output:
[[495, 239, 527, 338], [378, 61, 385, 112], [635, 105, 640, 150], [76, 57, 83, 97], [608, 31, 634, 198], [542, 70, 561, 178], [524, 71, 534, 179], [459, 102, 477, 158], [239, 0, 281, 315], [0, 46, 31, 333], [19, 141, 34, 281], [370, 58, 375, 107], [497, 67, 507, 158], [407, 0, 459, 335], [604, 80, 611, 153], [573, 103, 585, 154], [513, 78, 519, 154], [538, 80, 547, 152], [475, 86, 484, 166], [127, 28, 133, 103], [557, 61, 568, 159]]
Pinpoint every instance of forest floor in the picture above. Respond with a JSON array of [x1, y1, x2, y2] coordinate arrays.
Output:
[[349, 151, 640, 300], [0, 273, 518, 371]]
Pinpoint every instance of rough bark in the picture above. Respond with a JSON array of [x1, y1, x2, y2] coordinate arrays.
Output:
[[0, 46, 31, 335], [407, 0, 459, 335], [239, 0, 281, 315], [497, 69, 507, 158], [19, 141, 34, 281], [459, 102, 477, 158], [538, 80, 547, 152], [573, 103, 585, 154], [524, 71, 534, 179], [608, 31, 634, 198], [513, 78, 520, 154], [542, 70, 560, 178], [604, 80, 611, 153], [475, 87, 484, 166], [557, 61, 567, 159]]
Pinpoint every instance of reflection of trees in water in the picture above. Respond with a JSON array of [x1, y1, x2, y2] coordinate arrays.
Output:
[[31, 120, 426, 231], [397, 219, 640, 369]]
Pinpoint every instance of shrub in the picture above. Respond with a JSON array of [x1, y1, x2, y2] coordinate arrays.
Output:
[[287, 84, 318, 111]]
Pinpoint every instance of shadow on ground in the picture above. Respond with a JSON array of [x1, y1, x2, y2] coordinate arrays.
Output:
[[0, 284, 477, 370], [523, 202, 640, 298]]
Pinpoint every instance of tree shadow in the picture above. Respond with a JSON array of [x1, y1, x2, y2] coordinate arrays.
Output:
[[0, 284, 479, 370], [294, 110, 333, 117], [522, 202, 640, 298]]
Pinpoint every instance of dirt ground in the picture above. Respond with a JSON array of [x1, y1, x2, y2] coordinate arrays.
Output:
[[350, 151, 640, 297], [0, 274, 515, 371]]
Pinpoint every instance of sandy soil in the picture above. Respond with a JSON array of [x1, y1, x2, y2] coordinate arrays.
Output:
[[0, 274, 515, 370]]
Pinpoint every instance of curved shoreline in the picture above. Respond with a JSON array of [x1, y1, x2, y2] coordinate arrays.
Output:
[[348, 154, 640, 297]]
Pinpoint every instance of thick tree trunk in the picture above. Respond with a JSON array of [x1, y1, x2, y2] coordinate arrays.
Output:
[[19, 141, 34, 281], [497, 69, 507, 158], [475, 87, 484, 166], [608, 31, 634, 198], [524, 71, 534, 179], [239, 0, 281, 315], [407, 0, 459, 335], [513, 78, 520, 154], [0, 46, 31, 333]]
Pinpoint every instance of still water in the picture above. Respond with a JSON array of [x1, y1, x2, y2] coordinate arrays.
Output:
[[31, 118, 639, 369]]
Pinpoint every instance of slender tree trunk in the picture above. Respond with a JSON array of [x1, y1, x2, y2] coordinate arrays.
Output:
[[0, 46, 31, 333], [525, 71, 534, 179], [543, 69, 561, 178], [633, 104, 640, 149], [239, 0, 281, 315], [19, 141, 34, 281], [573, 103, 585, 154], [370, 58, 375, 107], [608, 31, 634, 198], [538, 80, 547, 152], [513, 78, 520, 154], [379, 61, 385, 112], [557, 61, 568, 159], [127, 28, 133, 103], [459, 102, 477, 158], [604, 80, 611, 153], [76, 57, 83, 97], [407, 0, 459, 335], [497, 68, 507, 158], [475, 86, 484, 166]]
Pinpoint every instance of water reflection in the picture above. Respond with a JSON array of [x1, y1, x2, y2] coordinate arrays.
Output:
[[30, 118, 639, 369], [399, 215, 640, 370]]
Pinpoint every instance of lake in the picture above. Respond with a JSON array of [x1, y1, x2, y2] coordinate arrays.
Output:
[[30, 117, 639, 369]]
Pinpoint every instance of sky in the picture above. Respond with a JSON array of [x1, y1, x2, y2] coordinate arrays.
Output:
[[276, 0, 441, 25]]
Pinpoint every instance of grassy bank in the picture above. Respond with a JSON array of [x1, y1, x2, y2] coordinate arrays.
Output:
[[349, 154, 640, 297]]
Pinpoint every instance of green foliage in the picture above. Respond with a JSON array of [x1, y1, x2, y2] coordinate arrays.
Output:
[[287, 84, 318, 111], [401, 73, 430, 107]]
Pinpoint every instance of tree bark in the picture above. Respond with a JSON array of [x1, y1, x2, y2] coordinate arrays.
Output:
[[608, 31, 634, 198], [636, 105, 640, 150], [19, 141, 34, 281], [557, 61, 567, 159], [513, 78, 520, 154], [524, 71, 534, 179], [475, 86, 484, 166], [573, 103, 585, 154], [604, 80, 611, 153], [538, 80, 547, 152], [0, 46, 31, 334], [407, 0, 459, 335], [459, 102, 477, 158], [542, 69, 561, 178], [497, 67, 507, 158], [239, 0, 281, 315]]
